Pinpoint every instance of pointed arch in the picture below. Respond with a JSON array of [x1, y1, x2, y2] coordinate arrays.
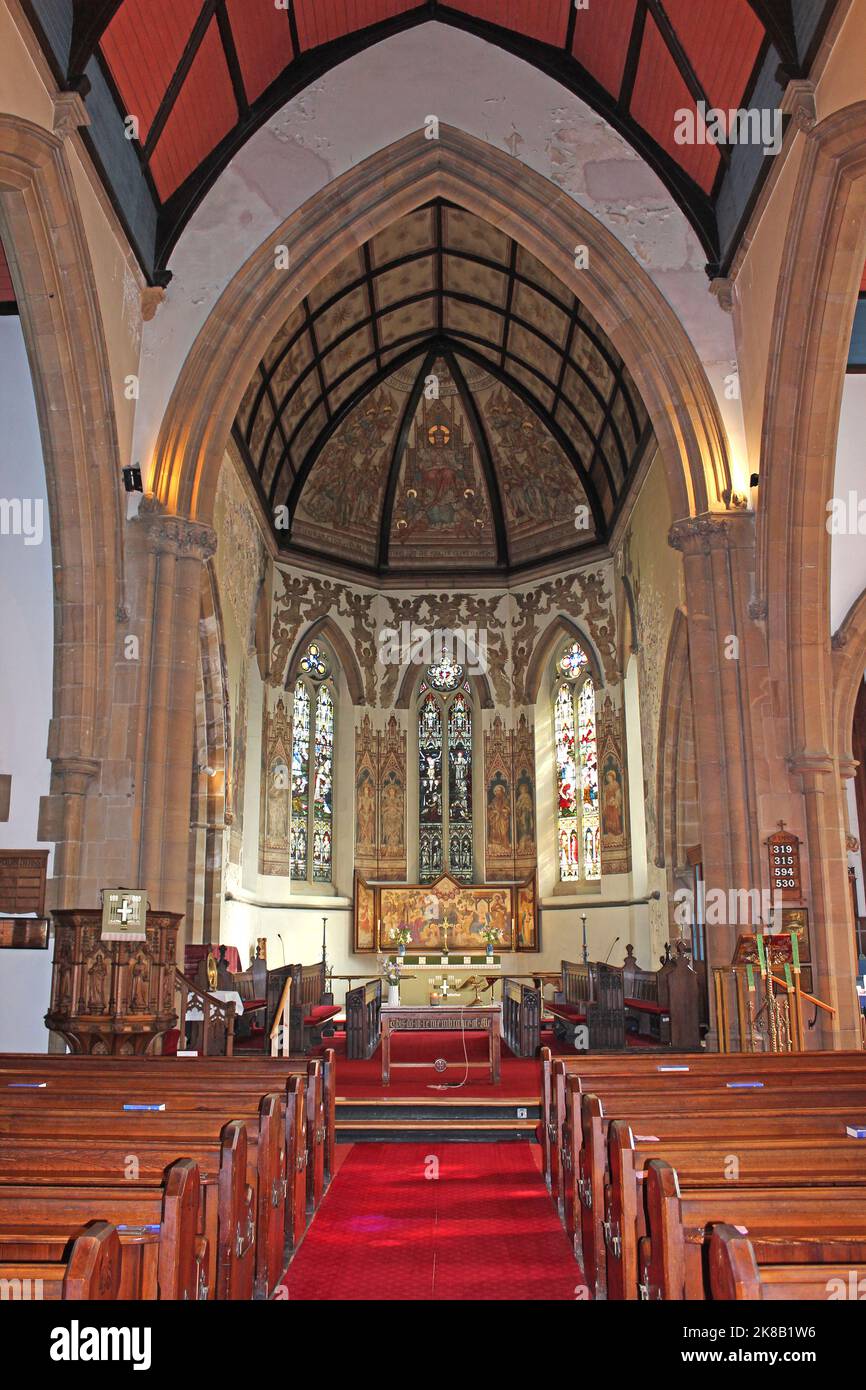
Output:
[[286, 615, 365, 706], [395, 659, 493, 711], [151, 126, 731, 532], [0, 115, 124, 903], [523, 615, 604, 705]]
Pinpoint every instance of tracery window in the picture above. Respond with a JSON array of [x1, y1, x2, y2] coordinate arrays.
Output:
[[418, 659, 473, 881], [291, 642, 335, 883], [553, 639, 600, 882]]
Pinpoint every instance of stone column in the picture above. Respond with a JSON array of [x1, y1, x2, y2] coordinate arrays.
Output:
[[136, 506, 217, 931]]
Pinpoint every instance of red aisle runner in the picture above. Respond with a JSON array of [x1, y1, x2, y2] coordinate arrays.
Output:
[[284, 1142, 582, 1301]]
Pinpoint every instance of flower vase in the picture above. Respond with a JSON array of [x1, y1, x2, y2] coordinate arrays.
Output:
[[486, 944, 494, 961], [388, 984, 400, 1006], [398, 943, 405, 957]]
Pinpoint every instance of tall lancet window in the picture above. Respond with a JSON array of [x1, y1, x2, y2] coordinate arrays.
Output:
[[418, 659, 474, 882], [554, 639, 600, 882], [291, 642, 336, 884]]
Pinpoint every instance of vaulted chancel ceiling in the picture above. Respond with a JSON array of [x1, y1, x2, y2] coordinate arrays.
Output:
[[232, 202, 653, 579], [23, 0, 838, 277]]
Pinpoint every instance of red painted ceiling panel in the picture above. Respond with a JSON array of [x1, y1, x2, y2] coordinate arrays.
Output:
[[0, 239, 15, 305], [631, 13, 720, 194], [454, 0, 570, 49], [571, 0, 637, 98], [102, 0, 201, 143], [293, 0, 417, 52], [227, 0, 295, 103], [149, 18, 238, 199], [664, 0, 764, 114]]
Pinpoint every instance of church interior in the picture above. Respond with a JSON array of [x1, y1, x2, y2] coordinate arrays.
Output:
[[1, 0, 866, 1324]]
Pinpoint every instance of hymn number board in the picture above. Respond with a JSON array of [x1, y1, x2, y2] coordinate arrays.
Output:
[[766, 824, 802, 901]]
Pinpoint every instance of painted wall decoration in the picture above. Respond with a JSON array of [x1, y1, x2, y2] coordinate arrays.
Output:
[[378, 716, 407, 880], [483, 713, 537, 881], [354, 713, 408, 881], [354, 872, 537, 955], [259, 695, 291, 875], [229, 661, 248, 866], [516, 873, 540, 952], [353, 870, 377, 953], [598, 694, 631, 874]]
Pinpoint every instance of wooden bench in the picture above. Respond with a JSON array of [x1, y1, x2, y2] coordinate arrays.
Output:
[[643, 1161, 866, 1300], [0, 1049, 336, 1201], [346, 978, 382, 1060], [501, 978, 541, 1059], [576, 1084, 866, 1297], [0, 1220, 121, 1301], [708, 1221, 866, 1301], [546, 960, 626, 1052], [622, 944, 701, 1049], [0, 1158, 205, 1300], [604, 1121, 866, 1301], [541, 1046, 866, 1198]]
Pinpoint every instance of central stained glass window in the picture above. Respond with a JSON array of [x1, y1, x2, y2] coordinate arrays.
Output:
[[418, 677, 473, 882], [554, 639, 600, 882], [291, 643, 335, 883], [427, 657, 464, 691]]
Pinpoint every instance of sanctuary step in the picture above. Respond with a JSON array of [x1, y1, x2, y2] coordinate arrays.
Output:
[[335, 1097, 540, 1144]]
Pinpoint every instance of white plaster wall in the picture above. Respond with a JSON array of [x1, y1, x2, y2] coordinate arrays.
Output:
[[0, 316, 54, 1051], [831, 373, 866, 634], [133, 24, 744, 490]]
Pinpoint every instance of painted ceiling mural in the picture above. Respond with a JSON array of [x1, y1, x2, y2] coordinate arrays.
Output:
[[234, 202, 652, 578]]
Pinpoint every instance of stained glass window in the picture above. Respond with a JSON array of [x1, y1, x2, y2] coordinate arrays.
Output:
[[554, 640, 600, 882], [418, 684, 473, 881], [290, 680, 310, 878], [291, 645, 336, 883], [312, 686, 334, 882], [301, 642, 329, 681], [427, 658, 463, 691]]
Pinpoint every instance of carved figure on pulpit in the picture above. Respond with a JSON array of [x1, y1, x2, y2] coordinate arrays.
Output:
[[130, 953, 149, 1011], [87, 952, 107, 1011]]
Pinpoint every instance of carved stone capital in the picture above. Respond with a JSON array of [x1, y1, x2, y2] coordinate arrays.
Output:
[[781, 79, 817, 133], [748, 596, 768, 621], [668, 514, 733, 555], [141, 287, 166, 322], [51, 756, 101, 796], [52, 91, 90, 140], [709, 276, 736, 313], [787, 748, 836, 779], [137, 498, 217, 562]]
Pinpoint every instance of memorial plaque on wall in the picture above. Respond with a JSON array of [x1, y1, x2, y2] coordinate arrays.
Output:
[[766, 825, 802, 902]]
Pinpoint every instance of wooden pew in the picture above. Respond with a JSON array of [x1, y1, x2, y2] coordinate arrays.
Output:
[[0, 1086, 290, 1298], [0, 1049, 335, 1203], [0, 1158, 205, 1300], [289, 961, 340, 1052], [501, 978, 541, 1059], [643, 1162, 866, 1300], [0, 1220, 121, 1301], [540, 1046, 866, 1196], [576, 1085, 866, 1297], [0, 1117, 255, 1300], [622, 943, 701, 1049], [546, 960, 626, 1052], [604, 1121, 866, 1301], [346, 978, 382, 1060], [708, 1222, 866, 1301]]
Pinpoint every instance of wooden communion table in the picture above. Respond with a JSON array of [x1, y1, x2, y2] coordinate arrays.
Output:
[[380, 1003, 501, 1085]]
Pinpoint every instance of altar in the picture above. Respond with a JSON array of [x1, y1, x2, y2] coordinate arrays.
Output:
[[380, 1003, 501, 1085]]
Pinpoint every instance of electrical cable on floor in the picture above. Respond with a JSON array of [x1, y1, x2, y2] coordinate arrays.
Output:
[[427, 1001, 472, 1090]]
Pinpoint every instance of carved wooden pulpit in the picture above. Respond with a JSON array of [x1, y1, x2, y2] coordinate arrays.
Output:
[[45, 909, 181, 1054]]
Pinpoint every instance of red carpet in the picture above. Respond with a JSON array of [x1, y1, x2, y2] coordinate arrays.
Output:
[[284, 1142, 581, 1300]]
